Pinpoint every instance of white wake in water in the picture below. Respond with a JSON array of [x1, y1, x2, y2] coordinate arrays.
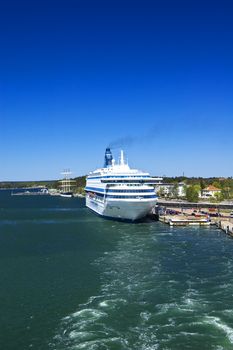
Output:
[[50, 225, 233, 350]]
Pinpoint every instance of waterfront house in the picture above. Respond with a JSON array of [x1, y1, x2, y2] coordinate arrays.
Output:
[[201, 185, 221, 198]]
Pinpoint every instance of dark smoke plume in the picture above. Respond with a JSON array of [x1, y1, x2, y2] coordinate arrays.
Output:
[[108, 127, 159, 149], [109, 136, 139, 149]]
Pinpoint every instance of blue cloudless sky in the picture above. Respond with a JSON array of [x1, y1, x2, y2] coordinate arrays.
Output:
[[0, 0, 233, 180]]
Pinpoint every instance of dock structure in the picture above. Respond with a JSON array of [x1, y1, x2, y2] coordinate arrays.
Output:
[[157, 199, 233, 210], [217, 220, 233, 237], [159, 215, 210, 227], [158, 213, 233, 237], [11, 187, 49, 196]]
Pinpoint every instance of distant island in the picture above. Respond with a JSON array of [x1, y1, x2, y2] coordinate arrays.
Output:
[[0, 176, 86, 195]]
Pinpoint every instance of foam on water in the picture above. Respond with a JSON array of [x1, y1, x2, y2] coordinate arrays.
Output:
[[71, 309, 107, 320], [51, 224, 233, 350], [203, 316, 233, 344], [99, 298, 127, 309]]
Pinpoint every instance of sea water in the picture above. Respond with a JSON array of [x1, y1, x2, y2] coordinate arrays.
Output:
[[0, 190, 233, 350]]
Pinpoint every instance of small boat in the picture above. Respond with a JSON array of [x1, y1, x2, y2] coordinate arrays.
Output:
[[60, 191, 73, 198]]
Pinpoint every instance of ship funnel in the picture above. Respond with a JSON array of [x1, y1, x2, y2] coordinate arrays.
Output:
[[104, 148, 113, 167]]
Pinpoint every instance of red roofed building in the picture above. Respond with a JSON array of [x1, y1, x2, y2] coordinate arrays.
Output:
[[201, 185, 221, 198]]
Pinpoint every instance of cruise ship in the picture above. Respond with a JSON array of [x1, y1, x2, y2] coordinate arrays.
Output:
[[85, 148, 162, 221]]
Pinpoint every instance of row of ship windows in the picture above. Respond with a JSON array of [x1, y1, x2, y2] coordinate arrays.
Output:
[[85, 187, 104, 192], [106, 195, 157, 199], [101, 181, 153, 184], [85, 187, 154, 193], [87, 192, 156, 199], [88, 175, 150, 180], [106, 189, 154, 193], [103, 184, 143, 187]]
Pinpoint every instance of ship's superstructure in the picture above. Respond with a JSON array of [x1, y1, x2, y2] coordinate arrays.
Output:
[[85, 148, 162, 221]]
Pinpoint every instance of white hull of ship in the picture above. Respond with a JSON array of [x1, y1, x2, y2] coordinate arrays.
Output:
[[60, 192, 73, 198], [86, 196, 156, 221]]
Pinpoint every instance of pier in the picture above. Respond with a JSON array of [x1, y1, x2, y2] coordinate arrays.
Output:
[[217, 220, 233, 237], [11, 187, 49, 196], [157, 199, 233, 210], [159, 214, 210, 226], [155, 202, 233, 237]]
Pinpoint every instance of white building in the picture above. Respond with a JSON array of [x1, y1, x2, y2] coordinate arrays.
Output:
[[201, 185, 221, 199], [155, 182, 186, 198], [177, 182, 186, 197]]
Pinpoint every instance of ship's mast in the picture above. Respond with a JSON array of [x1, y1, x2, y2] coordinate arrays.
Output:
[[120, 150, 125, 165], [60, 169, 72, 192]]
